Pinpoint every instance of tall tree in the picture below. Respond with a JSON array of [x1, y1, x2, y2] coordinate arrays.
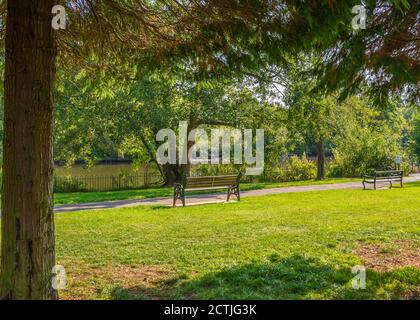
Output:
[[285, 90, 335, 180], [412, 115, 420, 161], [0, 0, 248, 298], [1, 0, 57, 299], [0, 0, 214, 299]]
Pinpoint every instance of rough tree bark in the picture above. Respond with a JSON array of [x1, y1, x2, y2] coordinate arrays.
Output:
[[146, 119, 199, 186], [161, 121, 197, 186], [316, 140, 325, 180], [0, 0, 57, 299]]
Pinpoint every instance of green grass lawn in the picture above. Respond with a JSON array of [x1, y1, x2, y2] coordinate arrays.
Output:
[[49, 181, 420, 300], [53, 177, 359, 205]]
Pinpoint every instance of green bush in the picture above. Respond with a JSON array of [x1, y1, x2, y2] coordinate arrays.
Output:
[[411, 115, 420, 162], [284, 155, 317, 181], [192, 156, 317, 182], [326, 159, 343, 178], [265, 155, 316, 182], [54, 176, 86, 193], [193, 164, 240, 176], [327, 127, 407, 177]]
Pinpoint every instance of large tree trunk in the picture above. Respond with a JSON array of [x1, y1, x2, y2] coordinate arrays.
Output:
[[162, 164, 179, 186], [316, 140, 325, 180], [150, 118, 198, 186], [0, 0, 57, 300]]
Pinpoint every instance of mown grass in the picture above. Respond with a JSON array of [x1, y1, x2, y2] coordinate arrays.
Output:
[[49, 181, 420, 299], [53, 177, 359, 205]]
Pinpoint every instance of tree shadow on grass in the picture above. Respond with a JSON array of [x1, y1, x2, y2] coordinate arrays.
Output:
[[110, 255, 419, 300]]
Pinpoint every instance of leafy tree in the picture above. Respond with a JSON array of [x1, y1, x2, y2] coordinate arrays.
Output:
[[0, 0, 211, 300], [55, 70, 282, 185], [328, 97, 409, 176], [282, 63, 336, 180], [411, 115, 420, 161], [175, 1, 419, 104]]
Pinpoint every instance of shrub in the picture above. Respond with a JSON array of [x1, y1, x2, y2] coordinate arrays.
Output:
[[265, 155, 316, 182], [284, 155, 317, 181], [54, 176, 85, 193], [328, 127, 407, 177], [192, 156, 317, 182], [193, 164, 242, 176]]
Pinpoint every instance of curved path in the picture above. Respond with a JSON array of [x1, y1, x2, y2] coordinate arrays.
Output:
[[54, 174, 420, 213]]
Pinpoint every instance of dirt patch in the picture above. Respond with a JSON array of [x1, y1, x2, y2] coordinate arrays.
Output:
[[74, 265, 172, 283], [356, 240, 420, 272], [400, 287, 420, 300], [62, 263, 176, 300]]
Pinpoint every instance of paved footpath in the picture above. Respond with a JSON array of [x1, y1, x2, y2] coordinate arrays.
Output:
[[54, 174, 420, 213]]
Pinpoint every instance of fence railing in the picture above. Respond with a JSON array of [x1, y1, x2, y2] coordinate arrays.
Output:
[[54, 173, 163, 193]]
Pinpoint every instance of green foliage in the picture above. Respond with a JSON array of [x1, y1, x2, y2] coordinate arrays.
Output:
[[328, 124, 405, 177], [54, 176, 86, 193], [161, 1, 419, 105], [283, 59, 335, 149], [194, 164, 240, 177], [266, 155, 317, 182], [411, 115, 420, 162], [54, 70, 123, 165], [54, 68, 287, 181], [285, 155, 317, 181]]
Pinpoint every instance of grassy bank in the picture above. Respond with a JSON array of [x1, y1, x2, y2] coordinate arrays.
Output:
[[45, 181, 420, 299]]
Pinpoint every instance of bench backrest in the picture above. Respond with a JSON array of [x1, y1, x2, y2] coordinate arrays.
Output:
[[185, 175, 239, 189], [374, 170, 403, 177]]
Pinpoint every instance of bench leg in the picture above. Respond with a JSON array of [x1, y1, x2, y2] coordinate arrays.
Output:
[[227, 186, 240, 201], [173, 187, 177, 206], [362, 179, 366, 190], [173, 194, 181, 207], [173, 194, 185, 207], [173, 184, 185, 207]]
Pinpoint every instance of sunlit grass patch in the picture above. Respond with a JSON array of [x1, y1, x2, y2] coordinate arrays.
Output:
[[49, 183, 420, 299]]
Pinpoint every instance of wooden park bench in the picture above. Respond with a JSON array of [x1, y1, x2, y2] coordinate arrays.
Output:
[[173, 174, 241, 206], [362, 170, 403, 190]]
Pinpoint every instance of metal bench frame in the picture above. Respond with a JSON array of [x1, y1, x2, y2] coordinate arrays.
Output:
[[173, 174, 241, 207], [363, 170, 403, 190]]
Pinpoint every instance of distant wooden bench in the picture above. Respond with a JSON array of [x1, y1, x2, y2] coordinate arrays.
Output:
[[173, 174, 241, 207], [363, 170, 403, 190]]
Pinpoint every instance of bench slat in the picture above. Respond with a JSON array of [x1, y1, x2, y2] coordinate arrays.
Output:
[[185, 175, 238, 189], [185, 186, 230, 191], [186, 182, 237, 188], [186, 175, 238, 179], [186, 176, 237, 181]]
